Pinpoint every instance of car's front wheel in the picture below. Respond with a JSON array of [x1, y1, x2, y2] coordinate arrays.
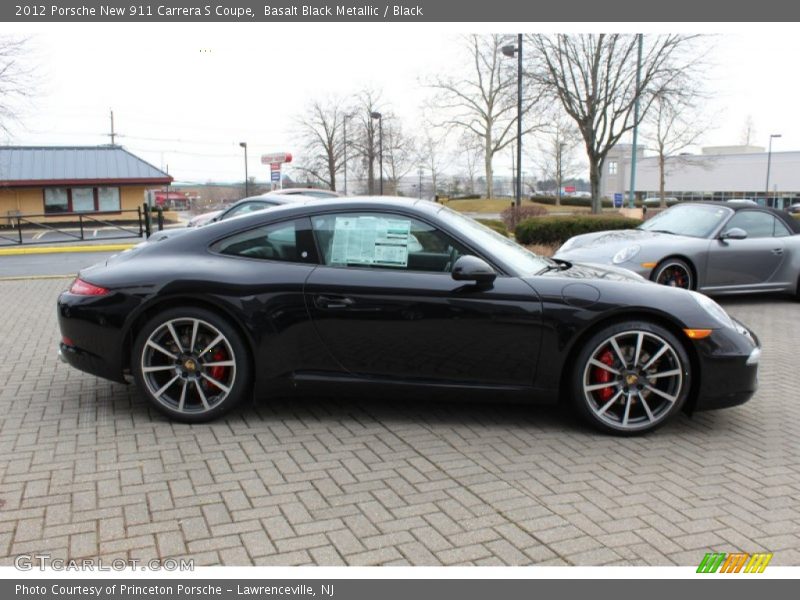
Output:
[[132, 307, 251, 423], [652, 258, 694, 290], [571, 321, 691, 435]]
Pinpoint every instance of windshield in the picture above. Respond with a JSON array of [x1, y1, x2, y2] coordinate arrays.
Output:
[[638, 204, 732, 238], [435, 205, 550, 276]]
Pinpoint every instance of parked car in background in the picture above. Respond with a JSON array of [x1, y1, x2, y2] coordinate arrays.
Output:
[[555, 201, 800, 296], [643, 197, 679, 207], [58, 198, 761, 435], [787, 203, 800, 215], [187, 189, 340, 228]]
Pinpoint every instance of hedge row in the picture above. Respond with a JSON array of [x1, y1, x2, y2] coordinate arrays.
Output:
[[530, 195, 615, 208], [515, 215, 641, 245], [500, 204, 548, 230], [476, 218, 509, 237]]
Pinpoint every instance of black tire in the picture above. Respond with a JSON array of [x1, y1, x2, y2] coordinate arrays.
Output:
[[132, 307, 251, 423], [652, 258, 695, 290], [570, 320, 691, 435]]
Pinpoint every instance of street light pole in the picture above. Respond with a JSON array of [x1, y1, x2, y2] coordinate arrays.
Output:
[[502, 35, 523, 208], [342, 113, 354, 195], [239, 142, 248, 197], [628, 33, 643, 209], [370, 111, 383, 195], [765, 133, 782, 206], [418, 166, 423, 199]]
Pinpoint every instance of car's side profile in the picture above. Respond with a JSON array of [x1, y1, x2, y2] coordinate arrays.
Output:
[[555, 202, 800, 296], [57, 198, 760, 435]]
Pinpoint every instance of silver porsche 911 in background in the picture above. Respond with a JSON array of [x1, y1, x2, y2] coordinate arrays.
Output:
[[554, 201, 800, 296]]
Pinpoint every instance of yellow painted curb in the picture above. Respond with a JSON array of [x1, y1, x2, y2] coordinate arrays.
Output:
[[0, 274, 76, 281], [0, 244, 136, 256]]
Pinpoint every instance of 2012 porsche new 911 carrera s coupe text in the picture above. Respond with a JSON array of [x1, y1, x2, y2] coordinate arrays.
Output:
[[57, 198, 761, 434]]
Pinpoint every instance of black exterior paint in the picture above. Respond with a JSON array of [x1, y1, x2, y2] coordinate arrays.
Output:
[[57, 198, 760, 412]]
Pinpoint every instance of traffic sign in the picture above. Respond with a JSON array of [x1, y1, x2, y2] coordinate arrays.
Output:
[[261, 152, 292, 165]]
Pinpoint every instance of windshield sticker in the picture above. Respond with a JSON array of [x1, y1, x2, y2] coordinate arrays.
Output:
[[330, 216, 411, 267]]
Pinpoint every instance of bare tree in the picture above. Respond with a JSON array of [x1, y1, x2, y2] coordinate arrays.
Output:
[[643, 90, 710, 207], [350, 89, 383, 195], [740, 114, 757, 146], [382, 116, 418, 195], [294, 98, 347, 190], [528, 34, 706, 213], [429, 34, 543, 198], [535, 117, 582, 204], [419, 127, 451, 199], [0, 36, 35, 135]]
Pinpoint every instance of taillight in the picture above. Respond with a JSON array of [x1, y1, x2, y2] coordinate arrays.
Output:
[[69, 278, 109, 296]]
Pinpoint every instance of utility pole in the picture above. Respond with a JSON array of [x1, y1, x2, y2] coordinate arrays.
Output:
[[628, 34, 643, 209], [109, 109, 116, 145]]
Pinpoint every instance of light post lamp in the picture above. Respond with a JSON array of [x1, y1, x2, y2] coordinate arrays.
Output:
[[557, 141, 566, 205], [502, 34, 523, 208], [239, 142, 248, 197], [765, 133, 782, 206], [370, 111, 383, 195], [342, 113, 355, 195]]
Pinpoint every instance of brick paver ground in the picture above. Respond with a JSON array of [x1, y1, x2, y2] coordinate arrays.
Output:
[[0, 278, 798, 566]]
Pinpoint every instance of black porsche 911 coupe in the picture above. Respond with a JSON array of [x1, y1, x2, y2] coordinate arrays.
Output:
[[57, 198, 761, 434]]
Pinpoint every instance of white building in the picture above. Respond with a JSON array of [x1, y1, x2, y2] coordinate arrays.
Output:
[[601, 144, 800, 208]]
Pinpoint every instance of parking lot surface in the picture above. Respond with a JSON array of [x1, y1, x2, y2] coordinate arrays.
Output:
[[0, 278, 798, 566]]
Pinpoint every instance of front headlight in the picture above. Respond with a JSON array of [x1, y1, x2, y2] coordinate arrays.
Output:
[[612, 245, 640, 264], [689, 291, 736, 329]]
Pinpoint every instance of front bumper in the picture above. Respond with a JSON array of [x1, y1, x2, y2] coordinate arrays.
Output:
[[692, 318, 760, 411]]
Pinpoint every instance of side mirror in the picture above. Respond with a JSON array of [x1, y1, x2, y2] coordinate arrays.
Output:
[[720, 227, 748, 240], [452, 255, 496, 285]]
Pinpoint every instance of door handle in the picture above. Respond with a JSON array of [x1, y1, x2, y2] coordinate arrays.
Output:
[[771, 248, 784, 256], [314, 295, 355, 309]]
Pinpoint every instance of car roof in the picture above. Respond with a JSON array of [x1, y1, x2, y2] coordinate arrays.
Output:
[[682, 201, 800, 234], [200, 196, 442, 230]]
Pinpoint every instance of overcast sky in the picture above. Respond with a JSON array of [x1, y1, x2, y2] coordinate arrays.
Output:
[[5, 23, 800, 184]]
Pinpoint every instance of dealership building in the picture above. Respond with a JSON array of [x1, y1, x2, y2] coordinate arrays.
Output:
[[0, 145, 172, 223], [601, 144, 800, 208]]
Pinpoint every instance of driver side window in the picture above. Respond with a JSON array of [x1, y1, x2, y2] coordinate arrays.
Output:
[[311, 212, 467, 273], [725, 211, 780, 238]]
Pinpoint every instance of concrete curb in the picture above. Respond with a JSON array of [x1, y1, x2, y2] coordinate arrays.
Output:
[[0, 244, 136, 256]]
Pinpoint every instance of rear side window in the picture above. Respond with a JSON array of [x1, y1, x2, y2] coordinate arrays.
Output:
[[212, 219, 301, 262]]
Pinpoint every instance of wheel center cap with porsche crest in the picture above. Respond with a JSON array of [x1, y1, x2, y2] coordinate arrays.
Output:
[[183, 359, 197, 372], [626, 373, 639, 386]]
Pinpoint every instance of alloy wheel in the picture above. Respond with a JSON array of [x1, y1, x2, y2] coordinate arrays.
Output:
[[140, 317, 237, 415], [581, 330, 685, 432], [655, 262, 692, 289]]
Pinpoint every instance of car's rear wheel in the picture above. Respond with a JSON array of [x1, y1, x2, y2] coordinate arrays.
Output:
[[132, 307, 251, 423], [652, 258, 694, 290], [571, 321, 691, 435]]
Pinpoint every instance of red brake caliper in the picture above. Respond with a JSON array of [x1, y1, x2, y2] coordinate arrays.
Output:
[[592, 349, 615, 402], [207, 349, 227, 392]]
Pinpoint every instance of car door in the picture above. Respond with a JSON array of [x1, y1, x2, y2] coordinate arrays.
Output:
[[304, 211, 543, 387], [210, 216, 341, 377], [703, 210, 789, 290]]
